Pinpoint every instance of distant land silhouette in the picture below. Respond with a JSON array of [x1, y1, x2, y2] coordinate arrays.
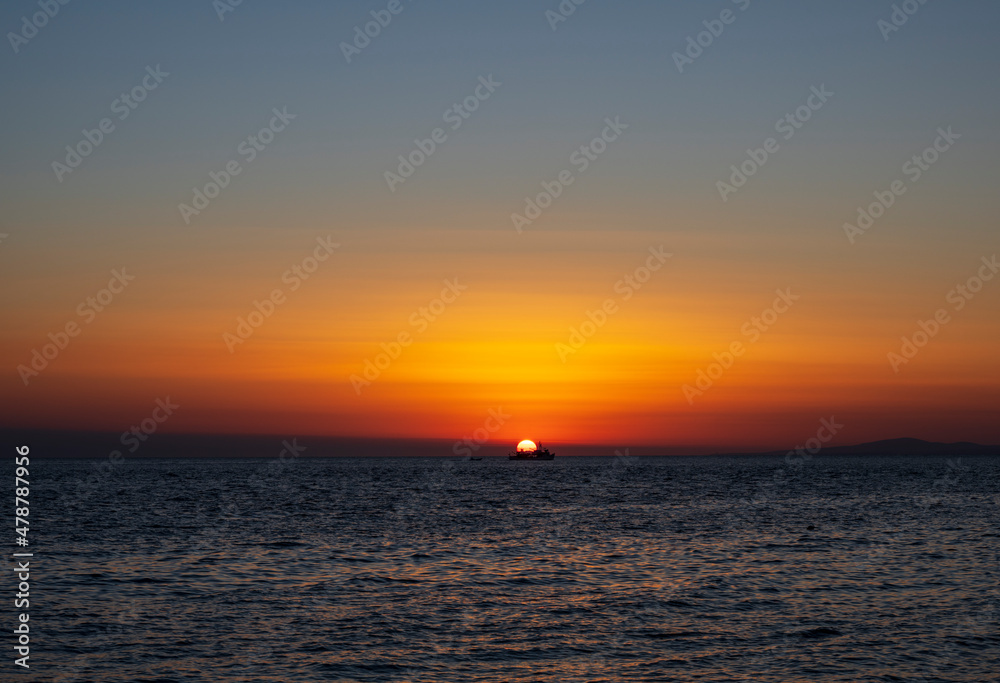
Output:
[[3, 430, 998, 459], [720, 438, 1000, 458]]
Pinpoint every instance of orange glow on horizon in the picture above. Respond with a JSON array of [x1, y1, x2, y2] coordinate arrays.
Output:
[[2, 229, 998, 450]]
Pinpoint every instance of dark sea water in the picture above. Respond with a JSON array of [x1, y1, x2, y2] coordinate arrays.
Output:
[[23, 454, 1000, 682]]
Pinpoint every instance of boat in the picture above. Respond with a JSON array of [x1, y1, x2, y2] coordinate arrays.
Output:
[[508, 441, 555, 460]]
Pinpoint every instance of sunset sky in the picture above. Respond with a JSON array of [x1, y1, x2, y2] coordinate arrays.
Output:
[[2, 1, 999, 450]]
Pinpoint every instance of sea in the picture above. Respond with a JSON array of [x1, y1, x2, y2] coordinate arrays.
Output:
[[22, 454, 1000, 682]]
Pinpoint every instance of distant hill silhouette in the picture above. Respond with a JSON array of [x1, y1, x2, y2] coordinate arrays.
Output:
[[754, 438, 1000, 458]]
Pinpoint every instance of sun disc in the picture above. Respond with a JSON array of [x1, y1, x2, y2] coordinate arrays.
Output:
[[516, 439, 537, 452]]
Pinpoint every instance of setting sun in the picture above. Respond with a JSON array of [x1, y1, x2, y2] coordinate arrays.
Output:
[[516, 440, 537, 452]]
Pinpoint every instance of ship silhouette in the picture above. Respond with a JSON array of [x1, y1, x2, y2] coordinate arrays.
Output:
[[508, 441, 555, 460]]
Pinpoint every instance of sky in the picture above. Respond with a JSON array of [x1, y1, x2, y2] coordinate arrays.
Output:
[[1, 0, 999, 451]]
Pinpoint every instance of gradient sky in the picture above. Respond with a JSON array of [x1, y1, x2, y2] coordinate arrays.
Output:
[[2, 0, 999, 450]]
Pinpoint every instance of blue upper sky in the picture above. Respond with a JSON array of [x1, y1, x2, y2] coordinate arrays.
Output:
[[2, 0, 999, 240]]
